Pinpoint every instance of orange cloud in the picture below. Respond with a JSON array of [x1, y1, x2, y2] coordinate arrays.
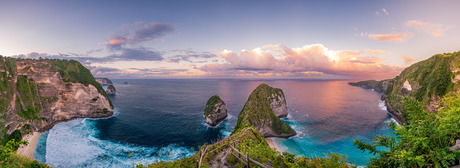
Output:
[[406, 20, 451, 37], [103, 39, 127, 45], [368, 33, 412, 43], [400, 55, 415, 64]]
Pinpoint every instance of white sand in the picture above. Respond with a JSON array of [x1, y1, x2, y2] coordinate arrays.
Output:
[[16, 132, 40, 159], [266, 138, 282, 152]]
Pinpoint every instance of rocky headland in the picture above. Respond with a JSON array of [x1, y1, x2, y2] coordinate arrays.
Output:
[[0, 56, 113, 155], [204, 95, 227, 126], [349, 51, 460, 125], [233, 83, 296, 138], [95, 77, 113, 86], [106, 85, 117, 96]]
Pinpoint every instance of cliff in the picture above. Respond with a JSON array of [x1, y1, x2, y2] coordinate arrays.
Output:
[[106, 85, 116, 96], [0, 56, 113, 144], [204, 95, 227, 126], [348, 79, 393, 92], [350, 51, 460, 124], [233, 83, 296, 138], [95, 77, 113, 86]]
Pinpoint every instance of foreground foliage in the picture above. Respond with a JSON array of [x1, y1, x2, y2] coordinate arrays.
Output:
[[0, 139, 50, 167], [142, 127, 354, 168], [354, 95, 460, 167]]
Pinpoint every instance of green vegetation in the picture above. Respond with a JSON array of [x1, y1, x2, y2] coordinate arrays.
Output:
[[204, 95, 223, 116], [16, 75, 42, 120], [0, 139, 50, 167], [348, 79, 393, 92], [233, 83, 295, 136], [354, 95, 460, 167], [49, 59, 113, 108], [383, 52, 460, 119], [143, 127, 353, 168]]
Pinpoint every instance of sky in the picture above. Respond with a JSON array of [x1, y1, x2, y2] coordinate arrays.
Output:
[[1, 0, 460, 80]]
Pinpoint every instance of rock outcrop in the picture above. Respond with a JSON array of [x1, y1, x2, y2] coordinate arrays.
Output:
[[204, 95, 227, 126], [106, 85, 116, 96], [0, 56, 113, 142], [348, 79, 393, 92], [233, 83, 296, 138], [268, 87, 288, 118], [95, 77, 113, 86], [350, 51, 460, 125]]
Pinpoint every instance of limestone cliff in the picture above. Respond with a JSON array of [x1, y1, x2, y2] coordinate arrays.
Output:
[[233, 83, 296, 138], [204, 95, 227, 126], [95, 77, 113, 86], [268, 86, 288, 118], [106, 85, 116, 96], [348, 79, 393, 92], [0, 56, 113, 143], [350, 51, 460, 124]]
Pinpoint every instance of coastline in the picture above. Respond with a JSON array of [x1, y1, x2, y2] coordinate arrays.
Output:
[[16, 131, 40, 159], [266, 138, 282, 152]]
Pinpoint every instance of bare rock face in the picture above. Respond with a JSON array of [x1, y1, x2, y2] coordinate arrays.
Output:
[[95, 78, 113, 86], [269, 90, 288, 118], [106, 85, 116, 96], [0, 57, 113, 136], [204, 95, 227, 126]]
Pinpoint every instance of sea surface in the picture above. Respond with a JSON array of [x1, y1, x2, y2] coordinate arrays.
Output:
[[34, 79, 395, 167]]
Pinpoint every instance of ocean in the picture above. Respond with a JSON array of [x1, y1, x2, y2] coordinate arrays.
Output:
[[34, 79, 394, 167]]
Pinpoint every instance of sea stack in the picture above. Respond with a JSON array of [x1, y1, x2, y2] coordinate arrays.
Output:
[[106, 85, 116, 96], [204, 95, 228, 126], [233, 83, 296, 138]]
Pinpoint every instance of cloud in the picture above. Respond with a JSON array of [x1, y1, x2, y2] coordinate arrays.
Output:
[[108, 47, 163, 61], [167, 49, 218, 63], [104, 22, 176, 50], [204, 44, 401, 79], [406, 20, 452, 37], [14, 47, 164, 64], [368, 33, 412, 43], [400, 55, 415, 64], [382, 9, 389, 15], [375, 9, 389, 16]]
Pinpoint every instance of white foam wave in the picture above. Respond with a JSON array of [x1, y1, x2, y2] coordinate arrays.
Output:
[[378, 101, 387, 111], [386, 118, 400, 126], [44, 119, 194, 168]]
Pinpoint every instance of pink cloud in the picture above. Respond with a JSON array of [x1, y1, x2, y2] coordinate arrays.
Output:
[[209, 44, 402, 79], [368, 33, 413, 43], [406, 20, 452, 37]]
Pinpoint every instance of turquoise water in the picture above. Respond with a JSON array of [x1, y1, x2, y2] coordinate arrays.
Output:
[[34, 79, 394, 167]]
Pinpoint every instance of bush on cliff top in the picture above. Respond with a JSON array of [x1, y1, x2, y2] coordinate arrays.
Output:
[[354, 94, 460, 167]]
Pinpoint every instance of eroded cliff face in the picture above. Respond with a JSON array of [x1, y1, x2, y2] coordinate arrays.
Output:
[[0, 57, 113, 138], [204, 95, 227, 126], [268, 90, 288, 118]]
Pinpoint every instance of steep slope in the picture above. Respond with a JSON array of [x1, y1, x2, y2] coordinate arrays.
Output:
[[0, 56, 113, 144], [233, 83, 296, 138], [350, 51, 460, 124]]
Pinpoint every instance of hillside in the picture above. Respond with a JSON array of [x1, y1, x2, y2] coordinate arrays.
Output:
[[0, 56, 113, 145], [233, 83, 296, 138], [349, 51, 460, 124]]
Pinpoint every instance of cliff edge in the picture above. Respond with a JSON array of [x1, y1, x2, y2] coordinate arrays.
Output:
[[233, 83, 296, 138], [0, 56, 113, 143]]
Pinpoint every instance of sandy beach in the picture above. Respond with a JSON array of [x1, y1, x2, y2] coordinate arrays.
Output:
[[266, 138, 282, 152], [16, 131, 40, 159]]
